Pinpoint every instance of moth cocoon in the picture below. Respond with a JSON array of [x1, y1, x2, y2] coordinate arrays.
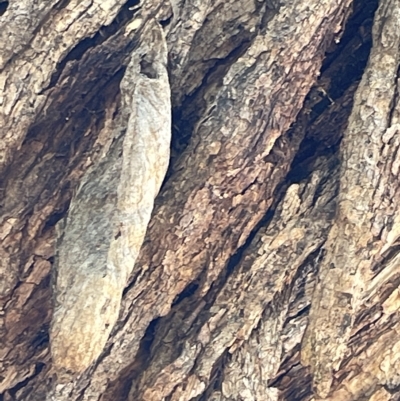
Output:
[[50, 21, 171, 378]]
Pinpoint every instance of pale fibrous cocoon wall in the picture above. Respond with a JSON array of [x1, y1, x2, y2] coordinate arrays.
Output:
[[50, 21, 171, 378]]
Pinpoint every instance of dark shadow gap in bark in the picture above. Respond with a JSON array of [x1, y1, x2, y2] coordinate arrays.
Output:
[[352, 304, 384, 336], [350, 272, 400, 350], [284, 0, 377, 188], [7, 363, 45, 399], [321, 0, 377, 75], [21, 64, 122, 156], [119, 192, 296, 398], [262, 256, 321, 400], [0, 1, 8, 16], [165, 0, 275, 180], [304, 0, 377, 124], [30, 324, 50, 351], [270, 350, 314, 401], [172, 282, 200, 307], [166, 34, 254, 178], [286, 297, 311, 323], [383, 383, 400, 396], [52, 0, 71, 12], [261, 282, 314, 400], [209, 200, 276, 293], [43, 202, 71, 231], [195, 350, 230, 401], [270, 346, 302, 386], [285, 248, 322, 322], [8, 273, 52, 346], [40, 0, 141, 94], [265, 252, 318, 390], [159, 12, 173, 28], [372, 244, 400, 276], [121, 266, 143, 298], [231, 0, 376, 256], [101, 317, 162, 401]]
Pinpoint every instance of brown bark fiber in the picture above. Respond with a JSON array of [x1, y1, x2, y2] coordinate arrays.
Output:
[[1, 0, 399, 400]]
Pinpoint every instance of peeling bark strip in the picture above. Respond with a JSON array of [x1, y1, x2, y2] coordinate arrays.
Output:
[[301, 0, 400, 397], [50, 21, 170, 378]]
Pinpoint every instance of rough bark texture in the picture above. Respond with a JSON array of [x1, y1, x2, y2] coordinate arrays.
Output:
[[1, 0, 399, 400]]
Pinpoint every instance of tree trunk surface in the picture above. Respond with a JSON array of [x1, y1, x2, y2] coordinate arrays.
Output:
[[1, 0, 400, 400]]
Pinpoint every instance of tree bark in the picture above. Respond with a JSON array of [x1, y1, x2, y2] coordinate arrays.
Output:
[[1, 0, 399, 400]]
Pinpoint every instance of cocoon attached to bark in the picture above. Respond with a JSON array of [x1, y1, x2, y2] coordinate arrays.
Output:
[[50, 21, 171, 378]]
